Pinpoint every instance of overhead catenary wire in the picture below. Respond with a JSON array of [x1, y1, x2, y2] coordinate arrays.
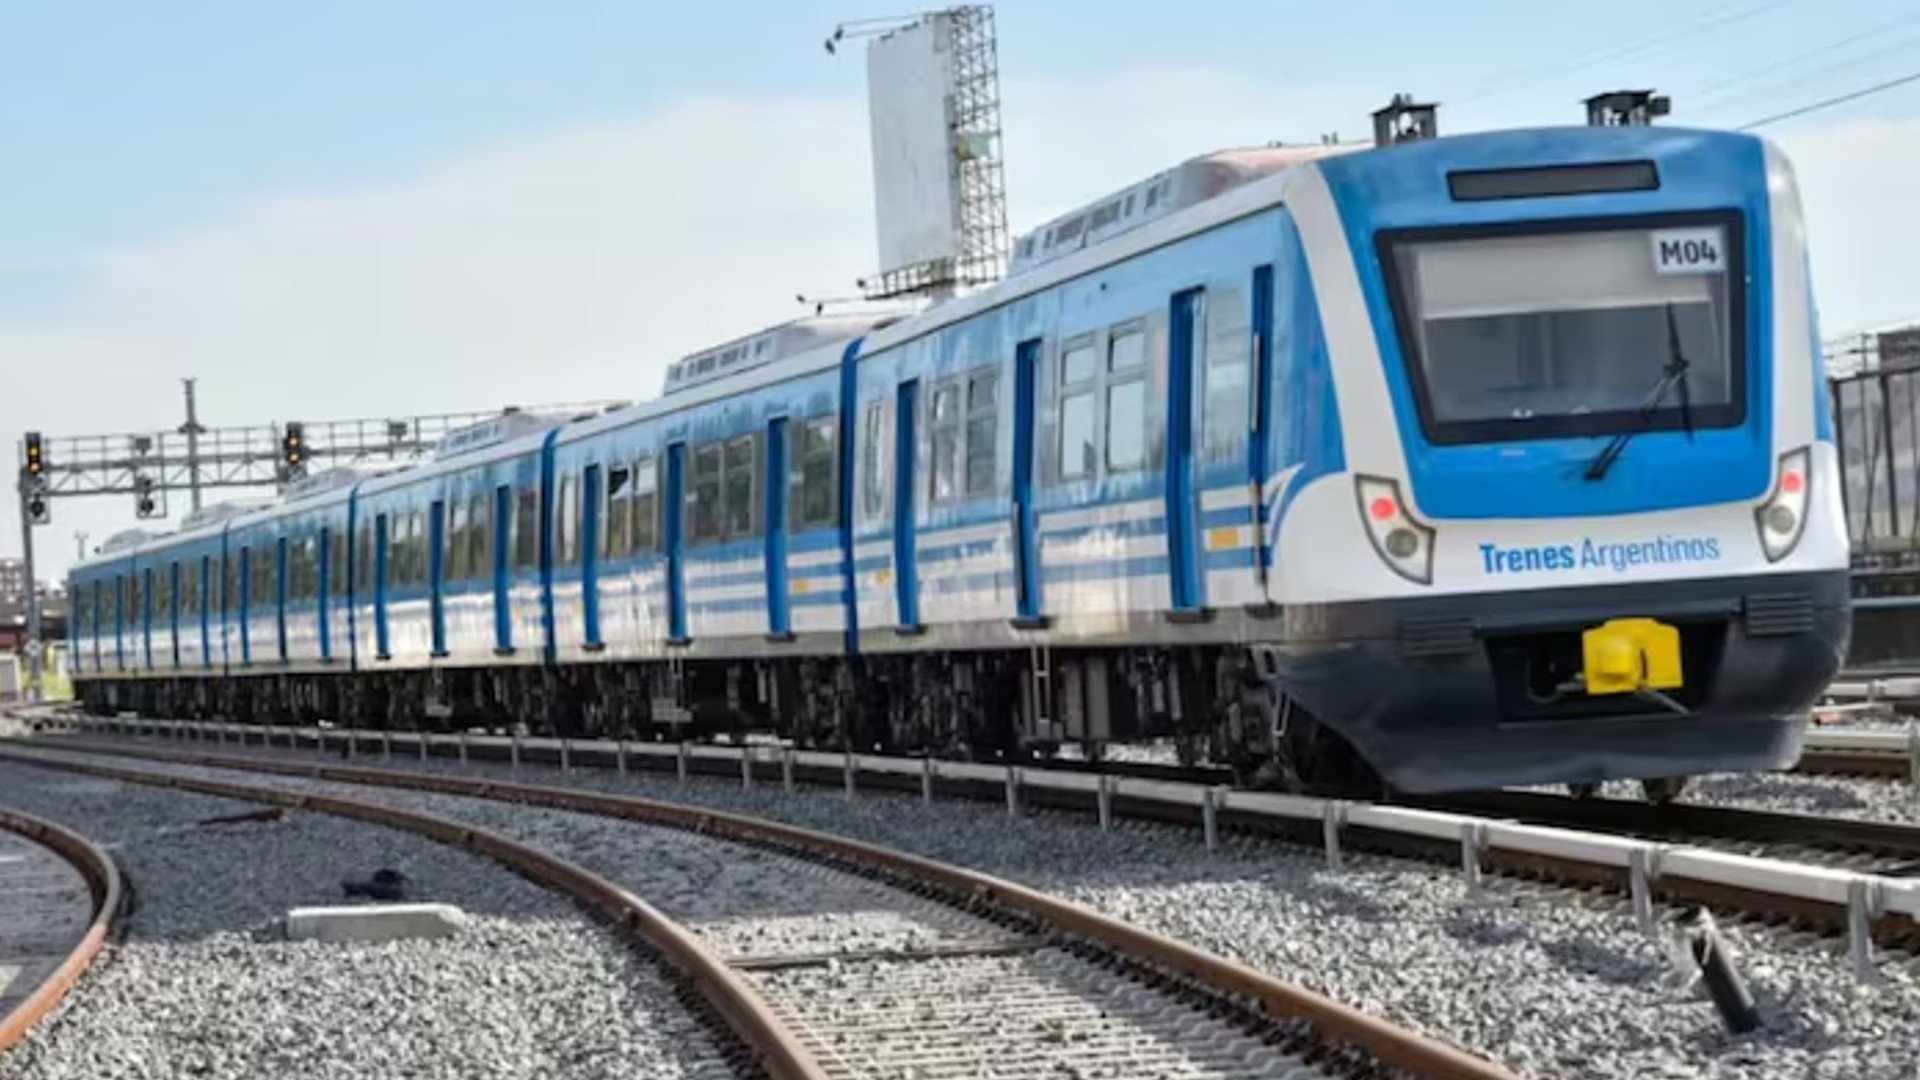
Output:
[[1737, 68, 1920, 129]]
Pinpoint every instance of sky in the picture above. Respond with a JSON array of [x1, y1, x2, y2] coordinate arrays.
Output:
[[6, 0, 1920, 581]]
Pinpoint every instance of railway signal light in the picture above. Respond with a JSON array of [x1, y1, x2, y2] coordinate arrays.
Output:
[[25, 491, 49, 525], [282, 421, 306, 469], [23, 431, 44, 478], [134, 475, 160, 519]]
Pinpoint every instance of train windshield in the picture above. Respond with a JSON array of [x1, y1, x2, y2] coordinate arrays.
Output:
[[1385, 218, 1743, 445]]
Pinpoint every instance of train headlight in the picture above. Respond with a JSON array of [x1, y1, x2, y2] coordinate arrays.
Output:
[[1754, 446, 1810, 563], [1356, 475, 1435, 585]]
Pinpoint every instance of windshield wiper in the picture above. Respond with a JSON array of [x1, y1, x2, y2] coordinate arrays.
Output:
[[1583, 303, 1694, 482]]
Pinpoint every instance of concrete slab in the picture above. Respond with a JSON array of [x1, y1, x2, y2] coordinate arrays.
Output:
[[284, 903, 468, 944]]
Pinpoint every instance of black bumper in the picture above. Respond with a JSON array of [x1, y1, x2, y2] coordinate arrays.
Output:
[[1258, 570, 1852, 793]]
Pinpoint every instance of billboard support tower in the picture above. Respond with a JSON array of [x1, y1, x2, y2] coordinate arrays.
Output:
[[833, 6, 1010, 301]]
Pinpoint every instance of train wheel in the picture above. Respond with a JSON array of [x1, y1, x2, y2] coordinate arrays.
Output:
[[1640, 776, 1689, 804]]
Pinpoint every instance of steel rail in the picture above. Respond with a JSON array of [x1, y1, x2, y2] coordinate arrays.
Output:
[[0, 739, 1522, 1080], [0, 748, 830, 1080], [0, 805, 123, 1055]]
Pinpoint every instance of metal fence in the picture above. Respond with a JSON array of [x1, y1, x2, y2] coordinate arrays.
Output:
[[1833, 365, 1920, 565]]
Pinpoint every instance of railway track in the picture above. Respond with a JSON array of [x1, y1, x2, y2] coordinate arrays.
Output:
[[0, 804, 120, 1057], [0, 739, 1516, 1080], [19, 715, 1920, 962]]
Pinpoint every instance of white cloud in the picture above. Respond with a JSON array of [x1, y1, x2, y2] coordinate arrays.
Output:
[[6, 69, 1918, 578]]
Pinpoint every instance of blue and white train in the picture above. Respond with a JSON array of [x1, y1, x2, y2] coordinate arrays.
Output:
[[67, 120, 1850, 796]]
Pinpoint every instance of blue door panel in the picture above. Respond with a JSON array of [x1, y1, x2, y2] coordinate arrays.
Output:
[[1168, 289, 1205, 612], [582, 463, 603, 648], [665, 443, 689, 643], [1012, 339, 1042, 622], [766, 417, 791, 638], [893, 380, 921, 629]]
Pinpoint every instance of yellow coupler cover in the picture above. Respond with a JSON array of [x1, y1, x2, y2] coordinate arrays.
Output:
[[1581, 617, 1683, 695]]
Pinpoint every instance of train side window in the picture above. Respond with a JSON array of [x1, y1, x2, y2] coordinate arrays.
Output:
[[1202, 284, 1250, 462], [356, 524, 373, 593], [1057, 337, 1098, 480], [965, 370, 998, 495], [691, 443, 723, 542], [858, 401, 887, 523], [513, 488, 539, 569], [448, 498, 470, 580], [397, 515, 417, 587], [605, 462, 632, 558], [724, 434, 758, 538], [183, 561, 198, 616], [469, 493, 491, 578], [632, 457, 659, 551], [330, 529, 348, 597], [557, 475, 579, 565], [1106, 325, 1149, 473], [791, 418, 837, 529], [156, 563, 174, 621], [224, 555, 238, 612], [286, 540, 304, 602], [929, 380, 962, 505], [131, 571, 144, 626]]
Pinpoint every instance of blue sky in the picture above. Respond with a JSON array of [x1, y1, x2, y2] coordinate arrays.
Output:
[[6, 0, 1920, 573]]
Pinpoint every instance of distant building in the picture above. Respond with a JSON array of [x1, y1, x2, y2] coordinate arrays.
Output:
[[0, 558, 23, 611]]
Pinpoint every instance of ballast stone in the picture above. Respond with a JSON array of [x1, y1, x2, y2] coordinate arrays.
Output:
[[284, 902, 468, 943]]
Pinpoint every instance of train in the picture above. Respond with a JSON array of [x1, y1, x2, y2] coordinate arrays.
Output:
[[66, 118, 1851, 798]]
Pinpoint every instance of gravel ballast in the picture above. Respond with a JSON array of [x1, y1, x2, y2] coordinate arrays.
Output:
[[23, 735, 1920, 1079], [36, 755, 1348, 1080], [0, 759, 737, 1080]]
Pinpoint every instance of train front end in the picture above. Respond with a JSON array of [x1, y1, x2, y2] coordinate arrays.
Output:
[[1264, 126, 1850, 794]]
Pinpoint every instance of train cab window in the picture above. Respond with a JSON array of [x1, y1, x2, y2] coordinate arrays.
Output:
[[557, 474, 580, 565], [859, 402, 888, 523], [691, 444, 723, 542], [469, 494, 491, 578], [1106, 326, 1149, 473], [1203, 286, 1251, 462], [605, 464, 633, 558], [724, 434, 759, 538], [632, 457, 659, 551], [965, 371, 998, 495], [447, 499, 470, 580], [1057, 338, 1098, 480], [513, 489, 540, 570], [791, 419, 837, 529], [929, 381, 962, 504], [1383, 221, 1741, 444]]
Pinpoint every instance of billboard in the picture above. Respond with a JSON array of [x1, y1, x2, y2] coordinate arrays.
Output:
[[865, 14, 959, 277]]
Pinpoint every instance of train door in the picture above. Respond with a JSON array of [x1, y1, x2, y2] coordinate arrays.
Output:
[[169, 560, 181, 668], [765, 417, 791, 638], [1011, 339, 1043, 626], [374, 514, 392, 659], [428, 501, 447, 657], [581, 464, 603, 649], [275, 537, 290, 662], [664, 443, 689, 644], [493, 485, 512, 653], [198, 554, 213, 669], [238, 549, 254, 666], [1166, 288, 1205, 615], [892, 379, 922, 630], [138, 565, 151, 669], [1249, 265, 1275, 594], [317, 527, 333, 662]]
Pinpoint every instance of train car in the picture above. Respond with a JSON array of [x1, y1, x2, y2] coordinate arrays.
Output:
[[833, 127, 1846, 796], [349, 413, 556, 725], [544, 315, 897, 742]]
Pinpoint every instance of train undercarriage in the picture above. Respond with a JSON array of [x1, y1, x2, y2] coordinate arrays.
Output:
[[77, 645, 1386, 792]]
